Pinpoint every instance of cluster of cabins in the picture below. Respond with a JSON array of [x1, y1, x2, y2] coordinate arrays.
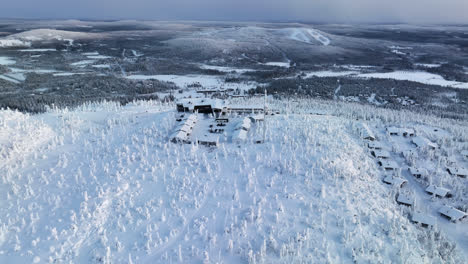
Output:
[[171, 97, 266, 146], [170, 114, 198, 143], [361, 124, 467, 226]]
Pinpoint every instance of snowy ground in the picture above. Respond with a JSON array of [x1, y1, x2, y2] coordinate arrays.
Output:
[[125, 74, 258, 92], [0, 99, 466, 263]]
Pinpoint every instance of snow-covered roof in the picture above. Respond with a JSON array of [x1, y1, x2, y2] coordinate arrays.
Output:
[[235, 117, 252, 131], [383, 176, 407, 187], [412, 212, 436, 227], [425, 185, 450, 197], [379, 160, 399, 169], [386, 127, 415, 136], [438, 205, 466, 221], [447, 167, 468, 177], [373, 150, 391, 159], [170, 130, 188, 142], [360, 123, 375, 140], [187, 114, 198, 122], [233, 129, 248, 142], [412, 136, 438, 149], [368, 141, 383, 149], [386, 127, 401, 134], [402, 128, 415, 135], [461, 150, 468, 157], [409, 167, 425, 176], [397, 193, 413, 205], [175, 123, 192, 133]]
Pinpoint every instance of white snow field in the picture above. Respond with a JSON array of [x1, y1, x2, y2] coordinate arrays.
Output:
[[125, 74, 258, 91], [284, 28, 331, 46], [0, 99, 466, 263]]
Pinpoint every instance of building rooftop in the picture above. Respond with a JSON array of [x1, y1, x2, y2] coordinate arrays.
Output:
[[412, 212, 436, 227], [439, 205, 466, 222]]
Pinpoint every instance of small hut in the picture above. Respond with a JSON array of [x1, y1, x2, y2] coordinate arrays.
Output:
[[412, 136, 438, 150], [371, 150, 391, 159], [387, 127, 401, 136], [402, 128, 415, 137], [425, 185, 451, 198], [368, 141, 383, 150], [383, 175, 407, 187], [438, 206, 467, 222], [408, 167, 425, 178], [378, 160, 399, 171], [411, 212, 436, 227], [461, 150, 468, 160], [396, 193, 413, 206], [446, 167, 468, 178], [360, 123, 376, 141]]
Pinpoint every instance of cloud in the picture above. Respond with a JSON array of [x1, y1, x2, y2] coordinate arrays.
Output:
[[1, 0, 467, 24]]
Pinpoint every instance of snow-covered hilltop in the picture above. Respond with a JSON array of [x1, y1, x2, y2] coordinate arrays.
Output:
[[0, 98, 466, 263]]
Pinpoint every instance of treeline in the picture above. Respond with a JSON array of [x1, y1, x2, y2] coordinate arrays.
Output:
[[0, 75, 177, 113], [248, 76, 468, 117]]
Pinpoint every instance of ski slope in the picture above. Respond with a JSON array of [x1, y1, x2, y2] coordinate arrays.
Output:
[[0, 99, 466, 263], [286, 28, 331, 46]]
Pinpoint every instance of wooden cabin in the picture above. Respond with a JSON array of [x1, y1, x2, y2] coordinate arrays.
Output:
[[368, 141, 383, 150], [371, 150, 391, 159], [383, 175, 407, 187], [387, 127, 401, 136], [446, 167, 468, 178], [411, 212, 436, 227], [402, 128, 415, 137], [425, 185, 451, 198], [378, 160, 399, 171], [360, 123, 376, 141], [461, 150, 468, 160], [396, 193, 413, 206], [438, 206, 467, 222], [408, 167, 425, 178], [412, 136, 438, 150]]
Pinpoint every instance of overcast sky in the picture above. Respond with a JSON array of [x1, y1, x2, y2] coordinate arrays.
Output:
[[1, 0, 467, 24]]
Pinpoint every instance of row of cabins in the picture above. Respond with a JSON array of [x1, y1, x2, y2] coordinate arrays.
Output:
[[411, 136, 438, 150], [170, 114, 198, 143], [364, 124, 467, 225], [386, 127, 415, 137], [386, 126, 439, 150], [409, 165, 467, 179], [407, 167, 453, 198]]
